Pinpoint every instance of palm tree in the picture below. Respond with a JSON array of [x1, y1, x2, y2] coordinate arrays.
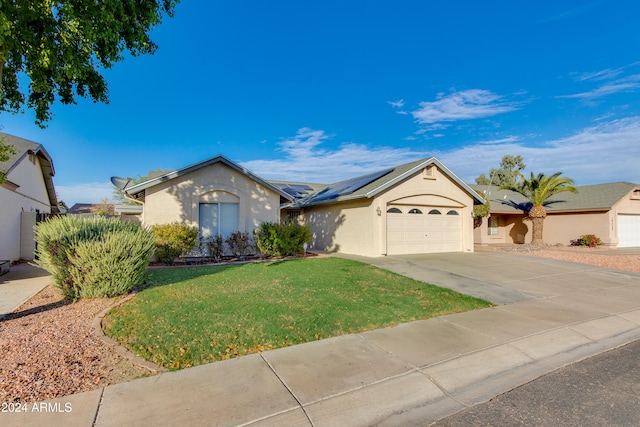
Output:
[[501, 172, 577, 245]]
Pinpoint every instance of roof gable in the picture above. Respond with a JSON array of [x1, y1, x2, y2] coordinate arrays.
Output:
[[1, 133, 59, 212], [296, 157, 485, 207], [114, 155, 295, 202]]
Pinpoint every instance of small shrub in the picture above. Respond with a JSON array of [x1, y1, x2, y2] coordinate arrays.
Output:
[[207, 234, 224, 261], [151, 223, 199, 264], [570, 234, 602, 248], [34, 216, 155, 299], [253, 222, 311, 257], [225, 231, 252, 258]]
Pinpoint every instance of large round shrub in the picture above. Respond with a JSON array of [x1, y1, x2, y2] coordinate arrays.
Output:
[[34, 215, 155, 299]]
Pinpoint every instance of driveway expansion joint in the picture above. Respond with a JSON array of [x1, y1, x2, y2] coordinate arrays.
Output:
[[259, 353, 314, 426]]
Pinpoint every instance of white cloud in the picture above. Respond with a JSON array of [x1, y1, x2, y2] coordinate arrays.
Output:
[[573, 67, 624, 82], [559, 74, 640, 100], [539, 4, 597, 23], [55, 181, 115, 207], [244, 117, 640, 187], [411, 89, 519, 124], [476, 136, 522, 146], [388, 99, 405, 108], [241, 128, 427, 183], [440, 116, 640, 185]]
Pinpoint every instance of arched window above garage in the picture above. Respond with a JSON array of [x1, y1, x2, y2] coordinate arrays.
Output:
[[446, 210, 459, 215], [428, 209, 442, 215], [408, 208, 423, 214], [387, 207, 402, 214]]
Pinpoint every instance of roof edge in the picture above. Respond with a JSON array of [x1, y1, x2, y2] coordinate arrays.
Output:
[[121, 155, 295, 202], [365, 157, 486, 204]]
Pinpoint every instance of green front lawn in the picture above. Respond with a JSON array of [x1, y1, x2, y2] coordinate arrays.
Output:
[[103, 257, 491, 370]]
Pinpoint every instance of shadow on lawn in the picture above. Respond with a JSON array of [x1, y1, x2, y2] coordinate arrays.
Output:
[[142, 263, 246, 290], [142, 257, 310, 290]]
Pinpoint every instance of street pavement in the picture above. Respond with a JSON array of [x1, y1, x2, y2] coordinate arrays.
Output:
[[1, 249, 640, 426], [434, 338, 640, 426]]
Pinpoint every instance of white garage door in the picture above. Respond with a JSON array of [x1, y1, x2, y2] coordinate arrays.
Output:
[[618, 214, 640, 247], [387, 205, 463, 255]]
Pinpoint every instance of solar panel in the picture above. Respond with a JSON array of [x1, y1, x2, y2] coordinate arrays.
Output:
[[273, 183, 314, 198], [310, 168, 394, 203]]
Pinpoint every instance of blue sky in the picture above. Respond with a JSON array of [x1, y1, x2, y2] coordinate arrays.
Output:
[[3, 0, 640, 206]]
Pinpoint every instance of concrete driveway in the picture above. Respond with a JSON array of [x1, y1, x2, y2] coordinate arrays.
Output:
[[340, 250, 640, 305], [0, 263, 50, 319]]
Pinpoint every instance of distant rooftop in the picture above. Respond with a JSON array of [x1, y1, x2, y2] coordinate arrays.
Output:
[[471, 182, 640, 213]]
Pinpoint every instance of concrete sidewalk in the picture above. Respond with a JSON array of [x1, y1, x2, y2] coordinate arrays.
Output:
[[0, 263, 50, 319], [3, 251, 640, 426]]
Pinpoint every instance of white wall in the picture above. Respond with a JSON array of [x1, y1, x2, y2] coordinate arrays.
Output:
[[0, 156, 52, 261]]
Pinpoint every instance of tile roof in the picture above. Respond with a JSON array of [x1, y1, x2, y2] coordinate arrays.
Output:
[[472, 182, 640, 213]]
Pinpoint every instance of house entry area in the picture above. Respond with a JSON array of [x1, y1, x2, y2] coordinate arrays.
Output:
[[199, 203, 239, 238], [386, 205, 463, 255]]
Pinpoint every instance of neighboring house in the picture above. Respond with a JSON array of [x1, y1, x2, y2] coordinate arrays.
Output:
[[473, 182, 640, 247], [68, 202, 143, 223], [69, 202, 115, 216], [112, 155, 484, 257], [0, 133, 59, 262]]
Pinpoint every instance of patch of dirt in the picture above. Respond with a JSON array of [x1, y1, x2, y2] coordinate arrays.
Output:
[[0, 286, 153, 404]]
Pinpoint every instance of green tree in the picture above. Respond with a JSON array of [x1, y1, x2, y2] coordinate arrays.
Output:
[[0, 0, 179, 126], [501, 172, 577, 245], [0, 133, 16, 184], [476, 155, 526, 187]]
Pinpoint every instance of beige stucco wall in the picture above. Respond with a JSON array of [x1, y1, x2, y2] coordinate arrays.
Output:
[[543, 211, 612, 245], [474, 213, 529, 245], [303, 165, 476, 257], [304, 199, 375, 255], [141, 162, 281, 233], [0, 156, 52, 261], [477, 211, 613, 246]]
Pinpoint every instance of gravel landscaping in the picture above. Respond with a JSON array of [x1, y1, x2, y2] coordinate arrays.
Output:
[[0, 286, 152, 404], [1, 247, 638, 404], [483, 244, 640, 273]]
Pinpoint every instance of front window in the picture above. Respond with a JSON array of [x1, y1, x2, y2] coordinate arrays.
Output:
[[488, 216, 499, 236], [199, 203, 239, 238]]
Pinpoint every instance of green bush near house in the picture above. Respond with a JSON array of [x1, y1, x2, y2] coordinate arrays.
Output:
[[151, 222, 199, 264], [34, 216, 156, 299], [253, 221, 311, 257]]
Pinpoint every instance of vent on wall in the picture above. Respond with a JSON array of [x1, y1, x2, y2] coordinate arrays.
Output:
[[423, 165, 436, 179], [632, 189, 640, 199]]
